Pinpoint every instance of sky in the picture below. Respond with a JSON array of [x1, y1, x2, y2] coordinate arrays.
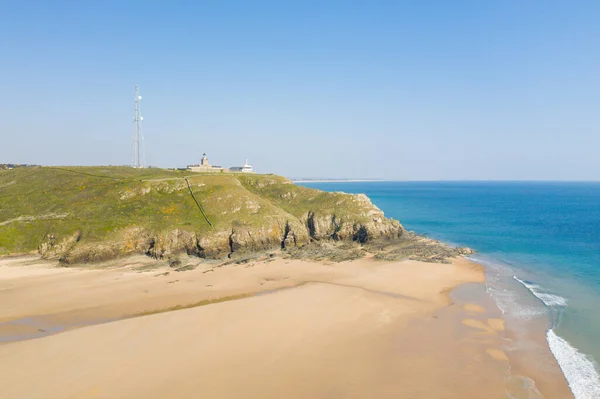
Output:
[[1, 1, 599, 180]]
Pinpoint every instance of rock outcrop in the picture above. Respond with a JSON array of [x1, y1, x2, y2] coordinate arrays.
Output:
[[39, 231, 82, 260], [59, 209, 401, 264]]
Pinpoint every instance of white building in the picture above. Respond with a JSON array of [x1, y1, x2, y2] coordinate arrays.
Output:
[[229, 159, 254, 173]]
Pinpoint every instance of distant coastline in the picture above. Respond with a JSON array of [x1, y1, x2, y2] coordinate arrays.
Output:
[[292, 179, 384, 183]]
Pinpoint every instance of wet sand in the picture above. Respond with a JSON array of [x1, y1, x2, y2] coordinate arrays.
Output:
[[0, 255, 566, 398]]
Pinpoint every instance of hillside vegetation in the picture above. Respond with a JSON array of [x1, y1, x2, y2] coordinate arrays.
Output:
[[0, 167, 403, 263]]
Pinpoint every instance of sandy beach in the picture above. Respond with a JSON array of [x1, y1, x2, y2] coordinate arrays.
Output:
[[0, 255, 569, 398]]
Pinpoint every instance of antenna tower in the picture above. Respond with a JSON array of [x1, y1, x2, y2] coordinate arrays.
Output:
[[132, 85, 145, 168]]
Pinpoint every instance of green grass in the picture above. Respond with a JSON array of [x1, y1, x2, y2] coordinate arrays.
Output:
[[237, 174, 373, 223], [0, 166, 384, 259]]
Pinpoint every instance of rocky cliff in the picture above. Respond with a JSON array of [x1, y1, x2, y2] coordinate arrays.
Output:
[[0, 167, 403, 264]]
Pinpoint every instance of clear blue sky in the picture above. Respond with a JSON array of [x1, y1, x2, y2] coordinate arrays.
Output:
[[1, 1, 599, 180]]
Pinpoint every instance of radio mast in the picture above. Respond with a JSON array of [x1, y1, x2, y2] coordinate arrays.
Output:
[[133, 85, 145, 168]]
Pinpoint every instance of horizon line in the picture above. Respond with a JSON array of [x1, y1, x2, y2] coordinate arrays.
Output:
[[291, 179, 600, 183]]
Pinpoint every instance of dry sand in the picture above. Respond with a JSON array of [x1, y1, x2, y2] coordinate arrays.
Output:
[[0, 255, 529, 398]]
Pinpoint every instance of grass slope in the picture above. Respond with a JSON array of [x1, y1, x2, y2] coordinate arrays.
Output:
[[0, 167, 379, 257]]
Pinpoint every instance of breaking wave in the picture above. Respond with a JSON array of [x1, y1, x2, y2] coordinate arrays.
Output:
[[547, 330, 600, 399], [513, 276, 600, 399], [513, 276, 568, 308]]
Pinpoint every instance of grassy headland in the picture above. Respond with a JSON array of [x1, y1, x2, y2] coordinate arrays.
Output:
[[0, 166, 469, 264]]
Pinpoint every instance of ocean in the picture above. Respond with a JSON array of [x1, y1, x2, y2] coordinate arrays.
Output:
[[297, 181, 600, 399]]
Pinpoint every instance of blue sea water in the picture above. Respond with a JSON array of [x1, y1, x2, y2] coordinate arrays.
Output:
[[297, 181, 600, 399]]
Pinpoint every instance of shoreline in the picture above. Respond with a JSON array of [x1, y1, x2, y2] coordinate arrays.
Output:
[[301, 179, 600, 399], [0, 254, 519, 398], [472, 253, 599, 399]]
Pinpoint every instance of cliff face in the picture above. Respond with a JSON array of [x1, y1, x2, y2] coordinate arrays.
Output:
[[0, 167, 402, 264]]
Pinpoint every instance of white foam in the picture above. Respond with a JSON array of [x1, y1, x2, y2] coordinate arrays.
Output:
[[535, 292, 568, 307], [513, 276, 568, 307], [477, 257, 545, 319], [486, 281, 544, 320], [547, 330, 600, 399]]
